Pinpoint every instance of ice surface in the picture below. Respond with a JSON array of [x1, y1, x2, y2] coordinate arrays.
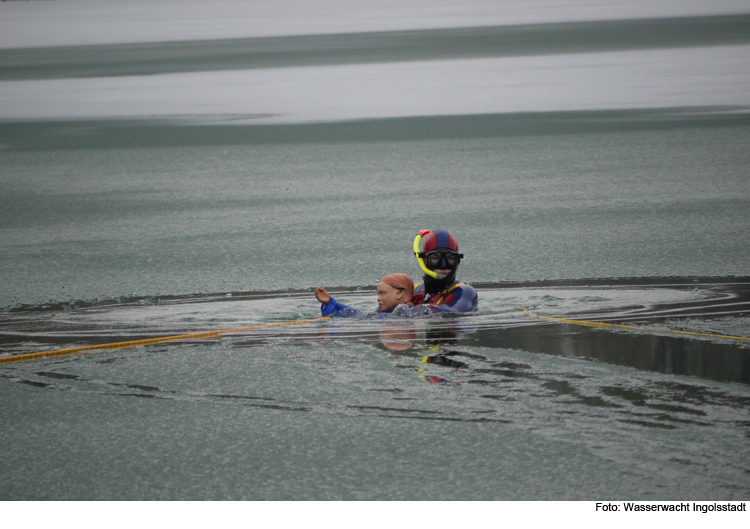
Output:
[[1, 46, 749, 122], [1, 0, 748, 49]]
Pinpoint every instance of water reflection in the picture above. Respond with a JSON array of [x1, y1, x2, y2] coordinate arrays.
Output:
[[368, 309, 750, 384], [464, 324, 750, 385]]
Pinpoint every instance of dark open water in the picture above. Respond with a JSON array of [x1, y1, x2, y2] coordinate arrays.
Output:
[[1, 6, 749, 500]]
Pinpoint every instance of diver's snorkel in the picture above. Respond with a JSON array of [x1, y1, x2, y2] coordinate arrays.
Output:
[[413, 230, 438, 279]]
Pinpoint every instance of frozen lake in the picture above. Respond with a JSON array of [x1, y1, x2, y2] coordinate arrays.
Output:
[[1, 0, 749, 502]]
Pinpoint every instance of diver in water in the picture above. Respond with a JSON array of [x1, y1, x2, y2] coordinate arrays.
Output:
[[314, 229, 476, 317], [412, 229, 478, 312], [315, 273, 414, 318]]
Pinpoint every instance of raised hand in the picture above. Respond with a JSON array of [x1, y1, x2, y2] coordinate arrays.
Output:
[[315, 287, 330, 304]]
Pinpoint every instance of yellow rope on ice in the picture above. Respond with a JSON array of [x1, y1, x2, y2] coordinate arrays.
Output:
[[520, 308, 750, 341], [0, 317, 332, 365]]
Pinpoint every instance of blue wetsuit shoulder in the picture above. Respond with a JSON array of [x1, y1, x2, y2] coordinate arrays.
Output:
[[438, 282, 478, 312], [413, 281, 478, 313]]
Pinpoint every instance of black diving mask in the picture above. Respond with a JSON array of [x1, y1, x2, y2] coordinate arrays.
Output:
[[424, 250, 463, 269]]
